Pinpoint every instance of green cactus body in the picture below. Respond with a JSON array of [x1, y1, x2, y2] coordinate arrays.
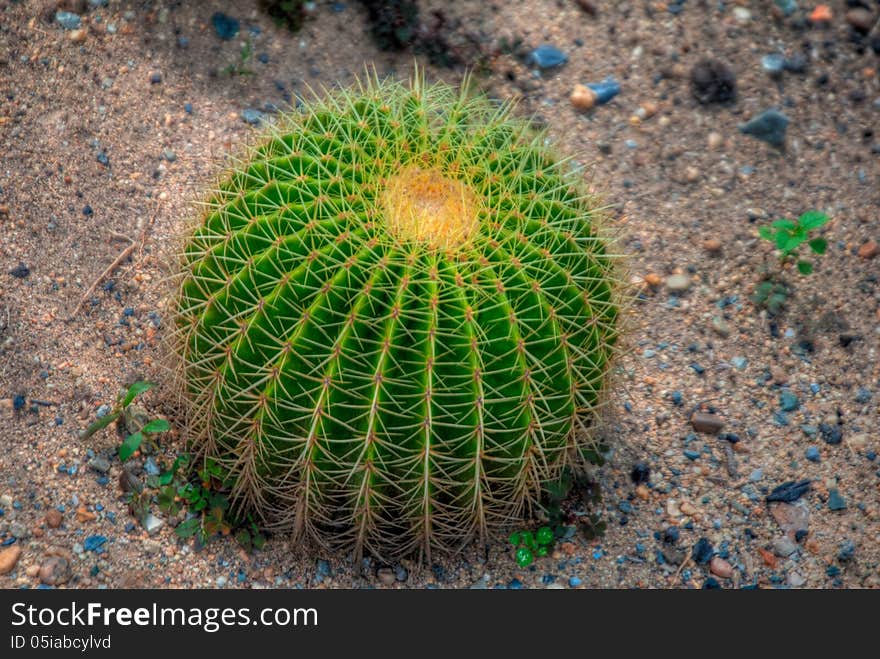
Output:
[[175, 76, 620, 558]]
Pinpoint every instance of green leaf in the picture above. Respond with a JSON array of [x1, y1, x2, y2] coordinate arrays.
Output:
[[508, 532, 521, 546], [175, 518, 201, 538], [515, 547, 534, 568], [158, 470, 174, 486], [252, 533, 267, 551], [808, 237, 827, 255], [522, 532, 536, 550], [142, 418, 170, 434], [80, 409, 121, 439], [121, 381, 154, 408], [782, 232, 805, 254], [796, 260, 813, 275], [758, 226, 775, 241], [118, 431, 144, 462], [775, 230, 789, 251], [536, 546, 549, 557], [536, 526, 554, 546], [798, 211, 828, 231], [771, 218, 796, 231]]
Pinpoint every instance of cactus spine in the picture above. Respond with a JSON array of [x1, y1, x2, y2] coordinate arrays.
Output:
[[174, 74, 621, 558]]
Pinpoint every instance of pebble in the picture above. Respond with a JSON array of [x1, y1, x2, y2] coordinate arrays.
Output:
[[216, 575, 228, 587], [819, 423, 842, 446], [149, 71, 162, 84], [69, 28, 87, 44], [691, 538, 714, 564], [55, 11, 81, 30], [89, 455, 111, 474], [711, 316, 730, 337], [0, 545, 22, 575], [709, 556, 733, 578], [779, 390, 799, 412], [837, 540, 856, 562], [761, 54, 786, 78], [703, 238, 722, 253], [39, 556, 72, 586], [707, 132, 723, 150], [212, 12, 240, 40], [241, 109, 267, 125], [805, 446, 821, 463], [772, 536, 797, 557], [45, 508, 63, 528], [766, 480, 811, 503], [665, 273, 691, 292], [570, 84, 597, 111], [846, 9, 875, 34], [739, 110, 789, 148], [788, 572, 806, 587], [857, 240, 878, 259], [827, 489, 846, 511], [691, 59, 736, 105], [586, 77, 621, 104], [770, 501, 810, 537], [143, 514, 164, 535], [528, 45, 568, 69], [163, 149, 177, 162], [732, 7, 751, 24], [691, 412, 724, 434], [630, 462, 650, 484]]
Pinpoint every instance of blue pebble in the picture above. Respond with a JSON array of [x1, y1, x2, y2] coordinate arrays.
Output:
[[731, 356, 748, 370], [529, 45, 568, 69], [689, 363, 705, 375], [749, 468, 763, 482], [671, 391, 683, 406], [825, 565, 840, 577], [212, 12, 240, 40], [779, 390, 799, 412], [541, 574, 556, 585], [739, 109, 790, 148], [692, 538, 714, 565], [257, 53, 269, 64], [837, 540, 855, 562], [683, 449, 700, 461], [508, 578, 523, 589], [96, 476, 109, 486], [867, 451, 876, 462], [144, 457, 161, 476], [774, 0, 797, 17], [592, 547, 603, 560], [1, 537, 16, 546], [618, 501, 633, 514], [569, 576, 582, 587], [761, 54, 786, 77], [773, 411, 789, 427], [83, 535, 107, 553], [241, 108, 267, 125], [855, 388, 872, 404], [827, 489, 846, 511], [332, 2, 347, 11], [316, 559, 331, 577], [184, 102, 193, 114], [96, 152, 109, 167], [586, 76, 621, 105], [55, 11, 81, 30], [810, 383, 820, 394], [13, 394, 25, 411], [805, 446, 821, 463]]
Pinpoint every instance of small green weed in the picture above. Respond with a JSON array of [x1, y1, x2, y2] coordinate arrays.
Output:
[[753, 210, 829, 314], [82, 381, 265, 552], [757, 210, 829, 275], [508, 527, 555, 568]]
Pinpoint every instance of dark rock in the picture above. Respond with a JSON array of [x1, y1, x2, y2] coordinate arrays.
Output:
[[9, 263, 29, 279], [662, 526, 680, 544], [779, 390, 799, 412], [212, 12, 240, 40], [819, 423, 842, 445], [691, 59, 736, 104], [837, 540, 856, 561], [766, 479, 811, 503], [630, 462, 650, 484], [691, 538, 714, 564], [827, 488, 846, 511], [739, 109, 789, 148]]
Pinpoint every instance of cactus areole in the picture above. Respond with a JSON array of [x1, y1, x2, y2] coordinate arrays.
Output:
[[175, 76, 620, 558]]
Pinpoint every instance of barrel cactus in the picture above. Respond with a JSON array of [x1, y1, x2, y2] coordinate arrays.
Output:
[[174, 74, 621, 558]]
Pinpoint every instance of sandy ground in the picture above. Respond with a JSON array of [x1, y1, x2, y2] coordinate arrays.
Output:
[[1, 0, 878, 589]]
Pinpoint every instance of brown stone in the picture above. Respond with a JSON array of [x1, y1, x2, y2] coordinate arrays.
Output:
[[846, 8, 875, 33], [702, 238, 722, 254], [75, 506, 96, 523], [45, 508, 63, 528], [643, 273, 662, 287], [857, 240, 878, 259], [39, 556, 72, 586], [710, 556, 733, 579], [0, 545, 22, 575], [691, 412, 725, 434], [769, 501, 809, 539], [570, 84, 597, 112]]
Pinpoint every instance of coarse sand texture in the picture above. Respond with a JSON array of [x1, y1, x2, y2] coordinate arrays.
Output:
[[173, 75, 622, 559]]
